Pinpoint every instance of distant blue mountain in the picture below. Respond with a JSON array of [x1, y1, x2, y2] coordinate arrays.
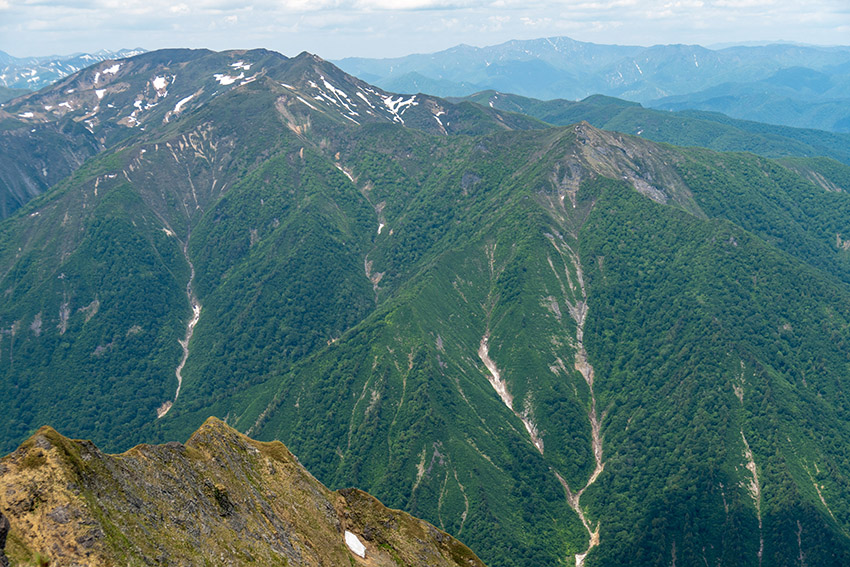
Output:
[[0, 48, 146, 91], [336, 37, 850, 132]]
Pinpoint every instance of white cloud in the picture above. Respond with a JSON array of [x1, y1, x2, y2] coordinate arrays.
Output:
[[0, 0, 848, 59], [355, 0, 470, 9]]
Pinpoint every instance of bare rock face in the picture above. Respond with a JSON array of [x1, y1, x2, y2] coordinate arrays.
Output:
[[0, 510, 9, 567]]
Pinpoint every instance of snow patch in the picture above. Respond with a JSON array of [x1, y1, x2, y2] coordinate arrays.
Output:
[[308, 75, 360, 118], [335, 164, 354, 182], [214, 72, 244, 86], [152, 76, 168, 91], [230, 61, 252, 71], [174, 93, 195, 113], [103, 63, 121, 75], [296, 96, 317, 110], [159, 244, 201, 418], [321, 76, 350, 100], [95, 89, 106, 100], [344, 531, 366, 558], [356, 91, 375, 107], [17, 112, 34, 118], [382, 94, 418, 124], [280, 83, 294, 89]]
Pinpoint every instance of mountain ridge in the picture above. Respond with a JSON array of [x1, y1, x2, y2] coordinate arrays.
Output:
[[0, 416, 485, 566], [455, 90, 850, 167], [0, 47, 542, 220]]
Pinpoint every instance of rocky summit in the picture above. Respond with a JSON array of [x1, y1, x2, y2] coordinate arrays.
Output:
[[0, 417, 484, 566]]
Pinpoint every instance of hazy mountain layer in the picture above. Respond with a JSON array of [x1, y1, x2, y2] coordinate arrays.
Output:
[[652, 65, 850, 132], [336, 36, 850, 132], [0, 87, 28, 104], [0, 49, 145, 91]]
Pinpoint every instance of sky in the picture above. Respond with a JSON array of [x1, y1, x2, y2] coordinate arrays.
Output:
[[1, 0, 848, 60]]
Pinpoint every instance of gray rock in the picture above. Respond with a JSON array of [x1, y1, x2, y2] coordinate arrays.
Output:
[[48, 504, 72, 524], [0, 510, 10, 567]]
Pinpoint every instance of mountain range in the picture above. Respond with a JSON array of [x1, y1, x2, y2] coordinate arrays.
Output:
[[0, 49, 146, 91], [2, 47, 850, 566], [336, 36, 850, 132]]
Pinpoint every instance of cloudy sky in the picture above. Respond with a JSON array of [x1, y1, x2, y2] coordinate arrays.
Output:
[[1, 0, 848, 59]]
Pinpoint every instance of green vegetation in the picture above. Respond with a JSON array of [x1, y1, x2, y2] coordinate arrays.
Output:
[[0, 86, 28, 104], [460, 91, 850, 166]]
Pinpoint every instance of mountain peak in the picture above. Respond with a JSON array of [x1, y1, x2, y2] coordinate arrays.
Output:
[[294, 50, 324, 61]]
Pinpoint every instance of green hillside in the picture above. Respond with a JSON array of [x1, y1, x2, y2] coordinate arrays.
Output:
[[0, 86, 28, 104], [459, 91, 850, 168]]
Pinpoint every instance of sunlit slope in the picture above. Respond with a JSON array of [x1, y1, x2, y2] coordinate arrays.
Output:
[[0, 49, 540, 452], [171, 125, 850, 566]]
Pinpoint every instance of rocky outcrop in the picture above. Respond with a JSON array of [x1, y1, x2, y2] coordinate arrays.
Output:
[[0, 418, 485, 566]]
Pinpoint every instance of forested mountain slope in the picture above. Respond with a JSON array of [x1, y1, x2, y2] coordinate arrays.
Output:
[[459, 91, 850, 166], [2, 49, 850, 566]]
